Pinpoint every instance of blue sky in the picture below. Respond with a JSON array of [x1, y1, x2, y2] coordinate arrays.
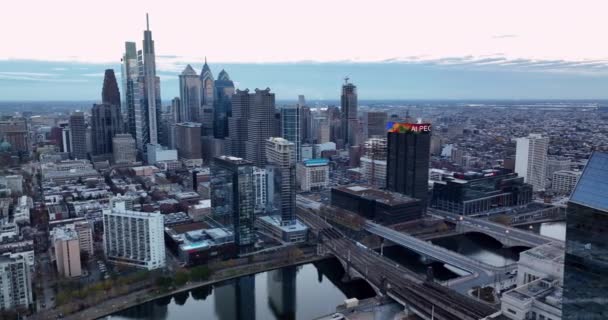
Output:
[[1, 59, 608, 101]]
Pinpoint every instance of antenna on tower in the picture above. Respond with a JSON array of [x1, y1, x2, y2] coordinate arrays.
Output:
[[146, 13, 150, 30], [344, 76, 350, 84]]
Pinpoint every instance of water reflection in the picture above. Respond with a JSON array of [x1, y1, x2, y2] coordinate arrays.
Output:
[[107, 259, 375, 320]]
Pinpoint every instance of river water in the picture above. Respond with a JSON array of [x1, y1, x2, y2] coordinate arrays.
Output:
[[106, 259, 375, 320]]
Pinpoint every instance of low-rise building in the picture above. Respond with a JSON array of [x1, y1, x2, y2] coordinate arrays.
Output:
[[551, 170, 581, 195], [256, 215, 308, 243], [501, 278, 562, 320], [517, 241, 564, 286], [164, 222, 236, 266]]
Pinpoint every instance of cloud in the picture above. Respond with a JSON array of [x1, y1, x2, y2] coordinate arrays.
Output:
[[492, 34, 518, 39], [52, 67, 68, 71], [80, 73, 105, 77], [0, 71, 88, 82]]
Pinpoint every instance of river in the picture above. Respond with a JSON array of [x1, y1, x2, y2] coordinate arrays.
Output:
[[105, 259, 375, 320]]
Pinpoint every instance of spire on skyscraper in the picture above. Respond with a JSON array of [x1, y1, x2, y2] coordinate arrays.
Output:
[[146, 13, 150, 30], [102, 69, 121, 106], [218, 69, 231, 81]]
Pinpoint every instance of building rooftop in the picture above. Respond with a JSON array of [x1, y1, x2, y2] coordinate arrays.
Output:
[[303, 158, 329, 167], [258, 215, 309, 232], [334, 184, 419, 206], [521, 241, 565, 264]]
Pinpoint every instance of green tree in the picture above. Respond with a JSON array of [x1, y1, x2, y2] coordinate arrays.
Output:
[[190, 266, 212, 281], [174, 271, 189, 286]]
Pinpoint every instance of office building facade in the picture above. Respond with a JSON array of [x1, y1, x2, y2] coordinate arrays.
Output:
[[386, 122, 432, 202], [226, 89, 251, 158], [122, 42, 138, 136], [341, 80, 358, 146], [69, 111, 87, 160], [214, 69, 235, 139], [245, 88, 276, 167], [91, 103, 122, 156], [179, 64, 202, 122], [296, 158, 329, 192], [175, 122, 203, 167], [210, 156, 255, 247], [112, 134, 137, 164], [280, 105, 301, 162], [552, 170, 581, 195], [265, 137, 296, 225], [563, 152, 608, 319]]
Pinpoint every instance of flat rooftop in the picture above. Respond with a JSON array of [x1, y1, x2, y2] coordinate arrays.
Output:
[[521, 241, 565, 264], [333, 184, 419, 206]]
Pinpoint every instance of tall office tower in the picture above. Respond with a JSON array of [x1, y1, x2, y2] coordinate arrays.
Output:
[[210, 156, 255, 247], [341, 78, 358, 147], [179, 64, 202, 122], [515, 133, 549, 191], [386, 122, 432, 202], [267, 266, 297, 319], [280, 106, 301, 162], [226, 89, 251, 158], [170, 97, 181, 123], [563, 152, 608, 319], [214, 69, 235, 139], [327, 106, 342, 144], [52, 227, 82, 278], [60, 123, 71, 154], [300, 106, 312, 144], [266, 137, 296, 225], [175, 122, 203, 167], [366, 111, 387, 138], [69, 111, 87, 159], [112, 134, 137, 164], [200, 59, 215, 136], [134, 14, 162, 154], [121, 42, 138, 136], [102, 69, 121, 106], [102, 200, 166, 270], [253, 166, 268, 213], [91, 103, 122, 156], [246, 88, 276, 167], [0, 255, 32, 310]]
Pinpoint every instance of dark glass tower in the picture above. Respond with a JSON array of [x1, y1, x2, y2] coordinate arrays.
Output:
[[214, 69, 235, 139], [102, 69, 121, 107], [563, 152, 608, 320], [386, 122, 431, 203], [341, 79, 358, 147], [69, 111, 87, 160], [91, 103, 122, 156], [210, 156, 255, 247]]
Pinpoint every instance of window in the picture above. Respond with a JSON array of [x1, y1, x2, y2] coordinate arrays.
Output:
[[507, 309, 517, 315]]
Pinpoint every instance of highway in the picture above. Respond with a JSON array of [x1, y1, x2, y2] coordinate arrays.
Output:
[[427, 208, 561, 247]]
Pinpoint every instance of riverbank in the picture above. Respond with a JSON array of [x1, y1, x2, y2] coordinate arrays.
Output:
[[57, 254, 326, 320]]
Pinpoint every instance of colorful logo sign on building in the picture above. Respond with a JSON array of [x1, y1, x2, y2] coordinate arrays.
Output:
[[386, 122, 432, 134]]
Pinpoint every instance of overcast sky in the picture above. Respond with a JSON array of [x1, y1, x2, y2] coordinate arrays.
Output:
[[1, 0, 608, 100]]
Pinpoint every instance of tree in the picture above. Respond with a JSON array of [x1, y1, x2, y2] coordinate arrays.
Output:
[[174, 271, 189, 287], [155, 276, 173, 288], [190, 266, 212, 282]]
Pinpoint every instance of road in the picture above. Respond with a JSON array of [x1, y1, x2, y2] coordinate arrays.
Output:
[[428, 208, 561, 247]]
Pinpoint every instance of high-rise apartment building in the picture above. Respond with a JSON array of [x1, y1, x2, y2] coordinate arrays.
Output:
[[246, 88, 276, 167], [280, 105, 301, 162], [552, 170, 581, 195], [386, 122, 431, 203], [52, 227, 82, 278], [0, 254, 32, 311], [515, 134, 549, 191], [102, 200, 166, 270], [112, 134, 137, 164], [175, 122, 202, 167], [69, 111, 87, 160], [253, 167, 268, 213], [563, 152, 608, 319], [360, 137, 387, 188], [266, 137, 296, 225], [211, 156, 255, 247], [122, 42, 138, 136], [179, 64, 202, 122], [133, 15, 162, 154], [341, 79, 358, 147]]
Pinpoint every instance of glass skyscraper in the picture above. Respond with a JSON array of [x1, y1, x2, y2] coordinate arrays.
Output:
[[563, 152, 608, 320], [280, 105, 301, 162]]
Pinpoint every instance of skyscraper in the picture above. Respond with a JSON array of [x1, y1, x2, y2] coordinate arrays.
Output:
[[515, 133, 549, 191], [179, 64, 202, 122], [134, 14, 162, 154], [386, 122, 431, 202], [210, 156, 255, 247], [69, 111, 87, 160], [103, 200, 166, 270], [112, 134, 137, 164], [91, 103, 122, 156], [226, 89, 251, 158], [121, 42, 138, 136], [266, 137, 296, 225], [175, 122, 203, 167], [341, 79, 358, 147], [366, 111, 388, 138], [102, 69, 121, 107], [200, 59, 215, 136], [214, 69, 235, 139], [246, 88, 276, 167], [280, 105, 301, 162], [562, 152, 608, 320]]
